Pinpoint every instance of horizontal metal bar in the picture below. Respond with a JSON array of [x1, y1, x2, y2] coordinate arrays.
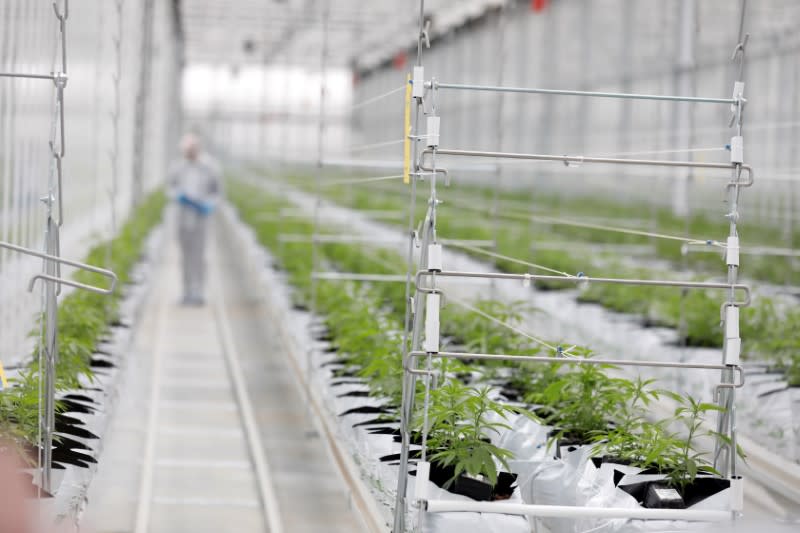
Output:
[[319, 157, 496, 173], [0, 72, 56, 81], [433, 82, 735, 105], [279, 234, 494, 249], [683, 242, 800, 258], [0, 240, 118, 295], [421, 148, 754, 186], [424, 500, 733, 522], [280, 234, 401, 244], [407, 351, 745, 388], [416, 270, 750, 306], [28, 274, 115, 296], [311, 272, 407, 282]]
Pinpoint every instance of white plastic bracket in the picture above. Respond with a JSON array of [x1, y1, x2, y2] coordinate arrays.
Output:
[[725, 236, 740, 267], [730, 136, 744, 164], [412, 66, 425, 99], [730, 477, 743, 513], [415, 460, 431, 501], [427, 243, 442, 272], [426, 116, 440, 148], [724, 306, 741, 365], [423, 293, 440, 354], [730, 81, 745, 113]]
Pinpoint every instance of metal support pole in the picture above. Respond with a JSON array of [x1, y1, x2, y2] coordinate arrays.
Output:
[[108, 0, 124, 296], [132, 0, 155, 206], [489, 6, 507, 301], [393, 1, 428, 530], [672, 0, 697, 216], [715, 0, 749, 481], [41, 219, 58, 494], [308, 0, 331, 397]]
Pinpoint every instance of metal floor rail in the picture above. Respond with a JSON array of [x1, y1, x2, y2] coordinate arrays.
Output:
[[84, 227, 366, 533]]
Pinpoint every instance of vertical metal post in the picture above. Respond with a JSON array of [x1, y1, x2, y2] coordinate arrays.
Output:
[[714, 0, 748, 480], [671, 0, 697, 216], [41, 218, 58, 494], [577, 0, 592, 155], [132, 0, 155, 206], [393, 2, 427, 530], [617, 0, 634, 184], [108, 0, 124, 289], [489, 6, 507, 300], [41, 0, 71, 494], [309, 0, 330, 387]]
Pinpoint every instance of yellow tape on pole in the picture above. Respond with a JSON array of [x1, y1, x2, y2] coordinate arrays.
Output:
[[0, 360, 7, 390], [403, 74, 412, 184]]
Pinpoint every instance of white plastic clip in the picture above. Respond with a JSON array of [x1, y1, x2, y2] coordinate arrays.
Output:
[[522, 273, 531, 288], [724, 306, 741, 365], [415, 460, 431, 501], [730, 136, 744, 164], [725, 236, 740, 267], [730, 476, 743, 513], [427, 243, 442, 272], [423, 293, 440, 354], [730, 81, 745, 114], [426, 116, 440, 148], [412, 66, 425, 99]]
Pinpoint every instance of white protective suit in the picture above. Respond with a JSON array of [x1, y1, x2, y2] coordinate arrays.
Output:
[[168, 153, 221, 304]]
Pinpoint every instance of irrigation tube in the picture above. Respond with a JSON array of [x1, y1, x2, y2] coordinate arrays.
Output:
[[423, 500, 734, 522], [431, 82, 736, 105]]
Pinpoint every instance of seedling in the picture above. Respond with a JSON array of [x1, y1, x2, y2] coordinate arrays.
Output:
[[422, 383, 514, 487]]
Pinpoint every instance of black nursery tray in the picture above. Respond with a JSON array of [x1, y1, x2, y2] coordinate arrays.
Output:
[[619, 477, 730, 509], [425, 461, 518, 502]]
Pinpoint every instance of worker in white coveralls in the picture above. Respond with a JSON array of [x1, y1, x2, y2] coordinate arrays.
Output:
[[169, 134, 221, 306]]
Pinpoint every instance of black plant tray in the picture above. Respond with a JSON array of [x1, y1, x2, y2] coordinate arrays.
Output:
[[619, 477, 729, 509], [423, 460, 518, 502]]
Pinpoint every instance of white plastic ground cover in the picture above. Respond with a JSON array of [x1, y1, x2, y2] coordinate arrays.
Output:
[[222, 201, 736, 533], [11, 223, 166, 526], [251, 176, 797, 465]]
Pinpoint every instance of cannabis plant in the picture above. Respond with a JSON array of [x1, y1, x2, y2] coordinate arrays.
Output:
[[423, 383, 514, 486]]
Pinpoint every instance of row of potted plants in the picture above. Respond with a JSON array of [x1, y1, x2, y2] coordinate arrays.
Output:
[[0, 191, 167, 466], [228, 179, 737, 511], [289, 175, 800, 386]]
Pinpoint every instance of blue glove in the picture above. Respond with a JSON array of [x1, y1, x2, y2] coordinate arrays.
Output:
[[178, 193, 213, 215]]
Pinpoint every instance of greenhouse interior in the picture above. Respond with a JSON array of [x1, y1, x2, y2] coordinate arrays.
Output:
[[1, 0, 800, 532]]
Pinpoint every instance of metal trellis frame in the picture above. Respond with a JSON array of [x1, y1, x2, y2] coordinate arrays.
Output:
[[393, 0, 753, 528], [0, 0, 118, 496]]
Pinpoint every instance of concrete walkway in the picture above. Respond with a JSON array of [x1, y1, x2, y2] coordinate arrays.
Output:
[[84, 220, 365, 533]]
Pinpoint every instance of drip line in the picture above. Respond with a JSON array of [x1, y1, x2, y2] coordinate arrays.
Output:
[[445, 240, 575, 278], [348, 85, 406, 111], [449, 296, 579, 358], [349, 139, 405, 153], [440, 194, 713, 245], [321, 174, 405, 186]]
